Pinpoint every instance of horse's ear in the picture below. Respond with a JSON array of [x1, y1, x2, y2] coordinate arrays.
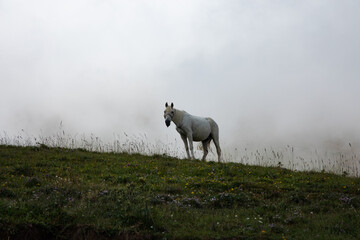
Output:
[[165, 102, 168, 107], [171, 102, 174, 108]]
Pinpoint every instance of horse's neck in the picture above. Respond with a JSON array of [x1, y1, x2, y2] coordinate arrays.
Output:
[[173, 109, 185, 127]]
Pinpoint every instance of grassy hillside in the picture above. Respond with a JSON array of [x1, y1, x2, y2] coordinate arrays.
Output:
[[0, 145, 359, 239]]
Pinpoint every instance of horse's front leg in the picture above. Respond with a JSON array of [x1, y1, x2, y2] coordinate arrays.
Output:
[[180, 134, 191, 159], [187, 134, 195, 159]]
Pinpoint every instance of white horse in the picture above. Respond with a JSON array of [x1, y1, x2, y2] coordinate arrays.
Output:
[[164, 102, 222, 162]]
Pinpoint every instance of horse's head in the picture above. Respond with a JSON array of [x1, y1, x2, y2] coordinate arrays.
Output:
[[164, 102, 174, 127]]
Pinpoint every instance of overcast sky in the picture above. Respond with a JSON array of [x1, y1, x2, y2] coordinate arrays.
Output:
[[1, 0, 360, 152]]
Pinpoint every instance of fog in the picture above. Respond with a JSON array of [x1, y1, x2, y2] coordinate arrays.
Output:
[[1, 1, 360, 172]]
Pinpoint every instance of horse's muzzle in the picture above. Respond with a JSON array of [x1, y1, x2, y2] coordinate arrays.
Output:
[[165, 119, 171, 127]]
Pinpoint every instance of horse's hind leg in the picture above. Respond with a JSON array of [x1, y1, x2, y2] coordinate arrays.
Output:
[[211, 132, 222, 163], [201, 138, 211, 161], [207, 118, 222, 162], [213, 137, 222, 162]]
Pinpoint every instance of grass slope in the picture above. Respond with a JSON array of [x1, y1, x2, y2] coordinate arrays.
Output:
[[0, 145, 360, 240]]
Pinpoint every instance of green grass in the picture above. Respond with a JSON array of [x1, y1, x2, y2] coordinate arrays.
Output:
[[0, 145, 359, 239]]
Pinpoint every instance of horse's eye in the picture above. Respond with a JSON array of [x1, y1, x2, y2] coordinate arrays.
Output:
[[171, 111, 174, 114]]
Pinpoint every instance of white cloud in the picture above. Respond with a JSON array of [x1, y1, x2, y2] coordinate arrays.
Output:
[[1, 0, 360, 150]]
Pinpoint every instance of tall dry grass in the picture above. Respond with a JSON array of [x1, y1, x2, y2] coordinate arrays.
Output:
[[1, 124, 359, 177]]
